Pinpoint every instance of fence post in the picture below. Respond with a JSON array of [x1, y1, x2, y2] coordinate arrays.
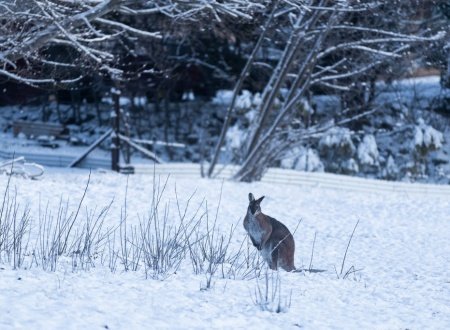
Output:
[[111, 88, 121, 172]]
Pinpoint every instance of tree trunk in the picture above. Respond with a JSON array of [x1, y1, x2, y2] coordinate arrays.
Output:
[[206, 1, 279, 177], [235, 5, 337, 181]]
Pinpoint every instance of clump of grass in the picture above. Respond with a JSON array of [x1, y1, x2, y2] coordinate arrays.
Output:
[[69, 201, 113, 271], [184, 183, 236, 290], [0, 169, 271, 283], [31, 172, 93, 271], [0, 162, 32, 269], [252, 269, 292, 313]]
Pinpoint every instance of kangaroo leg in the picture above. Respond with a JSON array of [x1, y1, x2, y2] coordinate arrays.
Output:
[[279, 243, 296, 272], [269, 247, 278, 271]]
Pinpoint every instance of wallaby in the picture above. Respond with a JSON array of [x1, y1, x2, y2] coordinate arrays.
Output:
[[243, 193, 296, 272]]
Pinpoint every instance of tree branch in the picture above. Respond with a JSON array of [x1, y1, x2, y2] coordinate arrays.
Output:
[[1, 0, 121, 63]]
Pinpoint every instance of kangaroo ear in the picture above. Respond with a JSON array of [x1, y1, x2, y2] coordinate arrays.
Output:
[[256, 196, 265, 204], [248, 193, 255, 202]]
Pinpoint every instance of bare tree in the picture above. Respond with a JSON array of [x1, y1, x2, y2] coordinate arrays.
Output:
[[207, 0, 446, 181], [206, 0, 281, 178]]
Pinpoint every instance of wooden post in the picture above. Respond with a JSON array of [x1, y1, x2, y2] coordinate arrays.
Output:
[[124, 111, 131, 164], [111, 88, 121, 172]]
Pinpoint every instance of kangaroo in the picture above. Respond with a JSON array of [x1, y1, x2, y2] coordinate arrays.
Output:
[[243, 193, 296, 272]]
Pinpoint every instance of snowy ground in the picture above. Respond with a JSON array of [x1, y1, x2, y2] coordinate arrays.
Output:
[[0, 168, 449, 329]]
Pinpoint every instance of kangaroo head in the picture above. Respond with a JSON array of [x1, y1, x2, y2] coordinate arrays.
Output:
[[248, 193, 265, 216]]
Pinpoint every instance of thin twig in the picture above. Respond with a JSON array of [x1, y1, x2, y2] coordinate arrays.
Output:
[[308, 231, 317, 271], [339, 219, 360, 276]]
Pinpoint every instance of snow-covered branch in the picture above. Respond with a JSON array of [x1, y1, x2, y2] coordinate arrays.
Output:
[[346, 45, 402, 58], [94, 18, 162, 38], [325, 25, 446, 40], [0, 0, 263, 85], [316, 33, 445, 59], [312, 45, 410, 84], [0, 68, 82, 87], [1, 0, 121, 63]]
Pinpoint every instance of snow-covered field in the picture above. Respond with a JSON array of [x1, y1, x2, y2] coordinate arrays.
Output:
[[1, 168, 449, 329]]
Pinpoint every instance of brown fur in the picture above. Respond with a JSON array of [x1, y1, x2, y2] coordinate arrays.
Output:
[[243, 193, 296, 272]]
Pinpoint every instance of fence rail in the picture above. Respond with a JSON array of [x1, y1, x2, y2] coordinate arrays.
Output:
[[0, 150, 109, 169], [1, 150, 449, 196]]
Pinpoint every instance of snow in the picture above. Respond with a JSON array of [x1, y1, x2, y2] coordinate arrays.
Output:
[[300, 98, 314, 115], [341, 158, 359, 174], [102, 96, 147, 107], [381, 75, 441, 88], [414, 119, 444, 150], [211, 90, 234, 105], [319, 127, 355, 151], [357, 134, 379, 166], [296, 148, 324, 172], [211, 89, 261, 110], [252, 92, 262, 107], [375, 75, 444, 111], [383, 155, 399, 179], [226, 124, 246, 150], [236, 90, 253, 110], [1, 167, 449, 329], [182, 91, 195, 101], [280, 147, 324, 172]]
